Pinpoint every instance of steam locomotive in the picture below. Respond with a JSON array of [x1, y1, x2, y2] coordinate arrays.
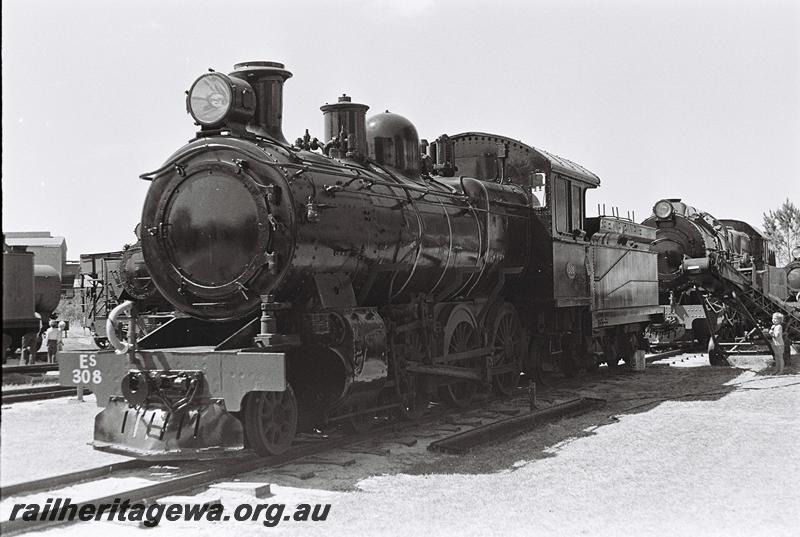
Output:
[[786, 247, 800, 302], [79, 239, 173, 349], [643, 199, 777, 296], [59, 61, 662, 458], [642, 199, 787, 350]]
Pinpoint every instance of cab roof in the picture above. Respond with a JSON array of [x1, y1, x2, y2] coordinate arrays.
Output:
[[451, 132, 600, 186]]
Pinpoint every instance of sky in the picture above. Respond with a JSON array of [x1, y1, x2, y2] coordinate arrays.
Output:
[[2, 0, 799, 258]]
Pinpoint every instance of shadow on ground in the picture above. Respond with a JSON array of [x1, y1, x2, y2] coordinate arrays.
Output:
[[260, 354, 799, 490]]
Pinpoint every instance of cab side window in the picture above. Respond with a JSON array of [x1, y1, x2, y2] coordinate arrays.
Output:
[[554, 176, 585, 236], [571, 183, 583, 232], [555, 178, 569, 233]]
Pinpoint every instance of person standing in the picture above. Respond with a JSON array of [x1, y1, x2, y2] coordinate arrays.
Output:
[[44, 320, 62, 364], [59, 319, 68, 338], [20, 332, 38, 365], [768, 312, 785, 375]]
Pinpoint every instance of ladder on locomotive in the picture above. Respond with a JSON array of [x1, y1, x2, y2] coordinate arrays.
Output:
[[706, 253, 800, 341]]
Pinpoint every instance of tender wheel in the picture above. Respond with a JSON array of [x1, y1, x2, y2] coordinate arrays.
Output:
[[619, 333, 636, 368], [560, 334, 582, 378], [2, 334, 12, 364], [604, 339, 620, 371], [561, 352, 579, 378], [585, 354, 601, 373], [489, 303, 523, 395], [526, 337, 548, 385], [440, 307, 480, 408], [242, 384, 298, 456]]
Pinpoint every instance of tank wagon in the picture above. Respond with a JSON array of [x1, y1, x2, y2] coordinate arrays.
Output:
[[3, 241, 62, 361], [3, 244, 40, 361], [59, 61, 662, 458]]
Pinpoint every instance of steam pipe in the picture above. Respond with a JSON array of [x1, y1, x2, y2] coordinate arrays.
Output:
[[107, 300, 134, 354]]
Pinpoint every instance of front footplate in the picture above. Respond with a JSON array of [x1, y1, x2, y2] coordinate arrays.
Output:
[[94, 399, 244, 459]]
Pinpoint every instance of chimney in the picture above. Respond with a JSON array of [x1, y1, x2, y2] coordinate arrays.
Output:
[[229, 61, 292, 143]]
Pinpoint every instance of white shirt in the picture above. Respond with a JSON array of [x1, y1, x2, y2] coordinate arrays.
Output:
[[768, 323, 784, 347], [45, 327, 62, 343]]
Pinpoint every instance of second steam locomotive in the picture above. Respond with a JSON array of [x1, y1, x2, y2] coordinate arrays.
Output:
[[59, 61, 662, 458]]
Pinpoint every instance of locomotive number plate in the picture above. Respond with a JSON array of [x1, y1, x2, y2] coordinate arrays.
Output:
[[68, 353, 103, 385]]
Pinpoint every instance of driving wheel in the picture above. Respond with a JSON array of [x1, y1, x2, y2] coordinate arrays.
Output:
[[440, 306, 480, 408], [489, 303, 523, 395]]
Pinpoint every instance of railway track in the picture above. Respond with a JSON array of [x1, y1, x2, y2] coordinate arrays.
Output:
[[2, 363, 58, 375], [428, 397, 605, 454], [0, 350, 683, 534], [0, 383, 555, 534], [1, 385, 84, 404], [0, 398, 506, 535]]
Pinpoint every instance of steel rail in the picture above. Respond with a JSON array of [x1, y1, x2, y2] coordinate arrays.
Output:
[[1, 386, 82, 404], [0, 409, 454, 536], [0, 460, 152, 501], [2, 361, 57, 375], [427, 397, 606, 454]]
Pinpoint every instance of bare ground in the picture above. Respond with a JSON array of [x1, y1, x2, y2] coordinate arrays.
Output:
[[2, 353, 798, 536]]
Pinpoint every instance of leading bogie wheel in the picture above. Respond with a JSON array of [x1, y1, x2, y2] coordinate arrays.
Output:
[[242, 384, 298, 456], [619, 333, 636, 368], [489, 303, 523, 395]]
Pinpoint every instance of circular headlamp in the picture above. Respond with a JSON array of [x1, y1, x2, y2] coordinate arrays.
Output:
[[186, 73, 255, 128], [653, 200, 674, 219]]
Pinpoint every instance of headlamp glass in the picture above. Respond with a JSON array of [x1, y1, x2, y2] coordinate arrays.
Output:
[[654, 200, 674, 219], [188, 73, 233, 126]]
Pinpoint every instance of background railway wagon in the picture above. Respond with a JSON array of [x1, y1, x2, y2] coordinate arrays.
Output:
[[2, 233, 76, 360], [78, 245, 173, 349]]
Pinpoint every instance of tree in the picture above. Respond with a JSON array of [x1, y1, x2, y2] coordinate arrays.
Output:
[[762, 198, 800, 266]]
